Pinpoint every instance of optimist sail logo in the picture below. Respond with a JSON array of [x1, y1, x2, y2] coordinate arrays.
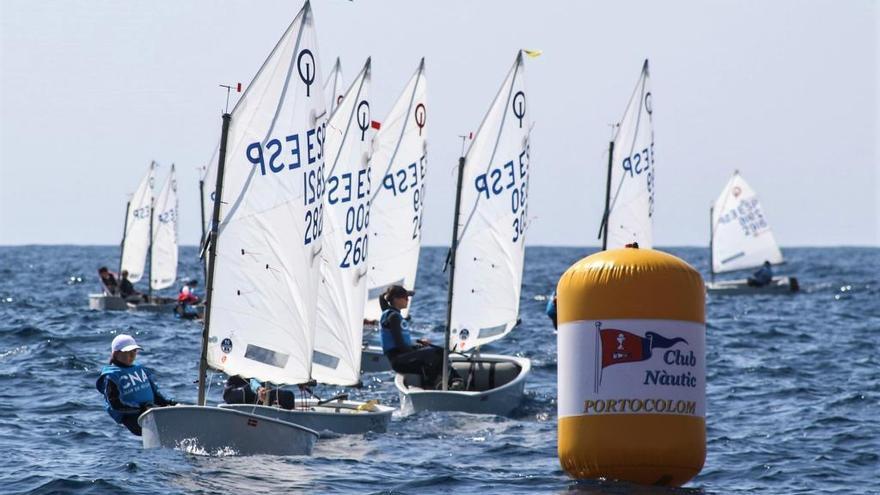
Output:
[[297, 49, 316, 97]]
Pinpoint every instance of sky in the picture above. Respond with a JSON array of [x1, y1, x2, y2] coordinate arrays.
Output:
[[1, 0, 877, 247]]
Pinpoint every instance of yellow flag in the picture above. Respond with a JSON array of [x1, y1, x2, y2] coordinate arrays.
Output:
[[523, 49, 543, 58]]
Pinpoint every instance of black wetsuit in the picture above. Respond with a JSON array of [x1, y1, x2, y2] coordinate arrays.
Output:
[[222, 376, 296, 409], [381, 308, 452, 388], [101, 274, 119, 295], [119, 278, 136, 298]]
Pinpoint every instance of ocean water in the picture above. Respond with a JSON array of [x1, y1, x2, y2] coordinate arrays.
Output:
[[0, 245, 877, 495]]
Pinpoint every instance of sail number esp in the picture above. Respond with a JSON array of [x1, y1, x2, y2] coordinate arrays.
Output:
[[243, 122, 327, 246], [381, 152, 428, 241], [473, 139, 530, 243], [327, 167, 372, 268]]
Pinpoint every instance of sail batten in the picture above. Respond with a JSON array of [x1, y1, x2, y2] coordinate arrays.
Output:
[[364, 60, 427, 321], [205, 2, 328, 385], [711, 172, 783, 274], [449, 53, 530, 353], [313, 59, 372, 386], [603, 60, 655, 249]]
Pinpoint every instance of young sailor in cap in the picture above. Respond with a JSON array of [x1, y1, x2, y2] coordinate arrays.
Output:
[[95, 334, 175, 436]]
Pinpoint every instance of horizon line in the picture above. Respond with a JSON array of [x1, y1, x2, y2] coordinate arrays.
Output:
[[1, 243, 878, 249]]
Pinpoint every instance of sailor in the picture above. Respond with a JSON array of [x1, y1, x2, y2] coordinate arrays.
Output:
[[223, 375, 296, 409], [98, 267, 119, 296], [177, 280, 200, 305], [545, 290, 558, 329], [119, 270, 143, 302], [95, 334, 176, 436], [747, 261, 773, 287], [379, 285, 459, 389]]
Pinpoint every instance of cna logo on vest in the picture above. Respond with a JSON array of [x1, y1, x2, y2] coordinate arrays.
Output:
[[119, 368, 151, 395]]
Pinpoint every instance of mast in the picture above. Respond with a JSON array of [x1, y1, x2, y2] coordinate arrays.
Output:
[[118, 201, 131, 284], [147, 167, 155, 300], [600, 140, 614, 250], [443, 155, 466, 391], [198, 113, 231, 406], [709, 206, 715, 282]]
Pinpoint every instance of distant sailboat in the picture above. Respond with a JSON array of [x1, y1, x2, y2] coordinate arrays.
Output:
[[89, 161, 176, 311], [364, 58, 428, 321], [150, 164, 178, 291], [706, 171, 799, 294], [120, 162, 155, 283], [139, 1, 331, 455], [599, 60, 655, 250], [395, 52, 532, 416], [359, 59, 428, 373]]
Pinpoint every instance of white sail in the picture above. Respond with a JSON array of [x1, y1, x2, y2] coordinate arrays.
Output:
[[364, 59, 427, 321], [604, 60, 654, 249], [120, 162, 155, 283], [312, 59, 372, 386], [151, 164, 178, 290], [206, 2, 328, 385], [711, 171, 783, 274], [449, 52, 531, 352], [324, 57, 345, 116], [201, 145, 219, 238]]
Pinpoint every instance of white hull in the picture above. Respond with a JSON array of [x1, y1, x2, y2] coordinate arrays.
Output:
[[138, 405, 318, 456], [395, 353, 530, 416], [361, 345, 391, 373], [221, 398, 394, 435], [88, 294, 127, 311], [707, 276, 799, 295]]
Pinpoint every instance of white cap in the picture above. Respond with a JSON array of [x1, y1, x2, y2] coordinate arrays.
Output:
[[111, 334, 142, 353]]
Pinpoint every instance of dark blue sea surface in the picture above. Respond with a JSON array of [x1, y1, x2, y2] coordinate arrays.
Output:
[[0, 246, 877, 494]]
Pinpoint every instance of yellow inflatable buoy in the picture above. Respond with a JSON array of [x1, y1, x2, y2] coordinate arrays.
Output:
[[557, 246, 706, 486]]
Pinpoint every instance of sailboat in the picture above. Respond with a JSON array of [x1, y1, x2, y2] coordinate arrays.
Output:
[[360, 59, 428, 373], [220, 58, 394, 434], [324, 57, 345, 116], [128, 164, 180, 312], [89, 162, 157, 311], [598, 59, 654, 250], [138, 1, 331, 455], [395, 52, 532, 416], [706, 171, 799, 294]]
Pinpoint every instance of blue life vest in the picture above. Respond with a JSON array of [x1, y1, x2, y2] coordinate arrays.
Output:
[[545, 291, 557, 319], [96, 363, 156, 423], [753, 265, 773, 285], [380, 308, 413, 354]]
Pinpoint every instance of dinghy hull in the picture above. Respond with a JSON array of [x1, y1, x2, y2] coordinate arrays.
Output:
[[127, 297, 178, 313], [138, 405, 318, 456], [706, 276, 799, 295], [221, 398, 394, 435], [361, 345, 391, 373], [88, 294, 128, 311], [395, 354, 530, 416]]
